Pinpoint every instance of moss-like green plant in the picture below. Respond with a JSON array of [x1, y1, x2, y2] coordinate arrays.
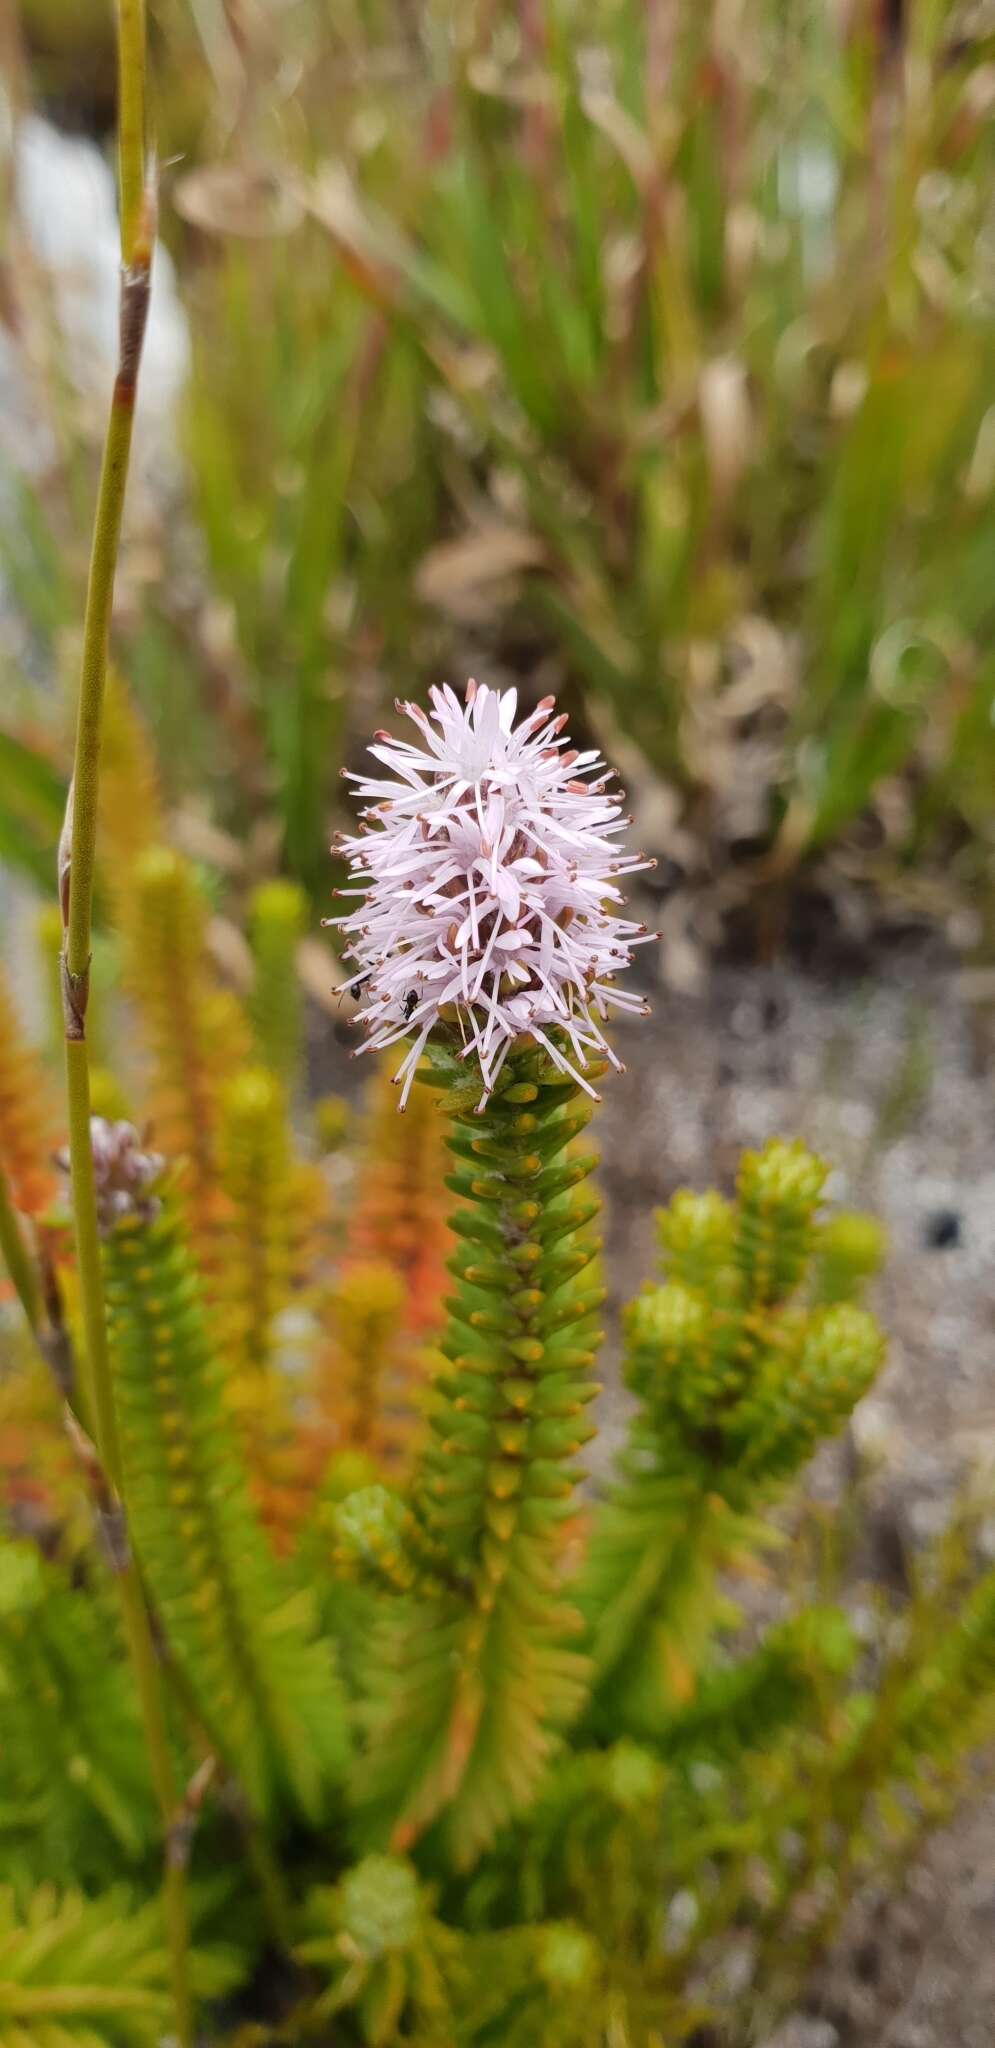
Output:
[[0, 1338, 79, 1541], [122, 847, 251, 1269], [0, 968, 58, 1219], [350, 1043, 601, 1868], [890, 1564, 995, 1777], [217, 1068, 319, 1374], [2, 680, 994, 2048], [296, 1855, 460, 2044], [0, 1882, 240, 2046], [347, 1053, 453, 1340], [247, 879, 308, 1085], [97, 674, 166, 930], [315, 1260, 408, 1465], [104, 1191, 348, 1825], [214, 1066, 324, 1533], [578, 1144, 883, 1738], [813, 1211, 888, 1305], [0, 1545, 153, 1884]]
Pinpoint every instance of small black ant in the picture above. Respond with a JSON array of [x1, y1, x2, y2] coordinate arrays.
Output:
[[401, 988, 419, 1022]]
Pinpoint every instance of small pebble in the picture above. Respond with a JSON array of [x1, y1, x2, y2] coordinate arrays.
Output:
[[924, 1208, 961, 1250], [760, 2018, 839, 2048]]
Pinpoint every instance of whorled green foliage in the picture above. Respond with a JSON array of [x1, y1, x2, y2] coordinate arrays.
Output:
[[655, 1605, 857, 1768], [452, 1917, 687, 2048], [345, 1042, 603, 1868], [298, 1848, 683, 2048], [334, 1484, 467, 1602], [103, 1199, 348, 1826], [247, 879, 308, 1085], [655, 1187, 736, 1298], [734, 1140, 828, 1305], [0, 1545, 154, 1885], [578, 1141, 885, 1738], [893, 1565, 995, 1772], [0, 1883, 240, 2048], [472, 1604, 857, 1943], [466, 1739, 666, 1932], [813, 1211, 887, 1306], [804, 1562, 995, 1911], [294, 1450, 383, 1710], [296, 1855, 460, 2045]]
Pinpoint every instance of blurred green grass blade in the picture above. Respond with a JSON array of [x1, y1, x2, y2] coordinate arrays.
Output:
[[0, 480, 74, 644], [437, 156, 562, 435], [0, 729, 66, 888], [544, 2, 606, 356]]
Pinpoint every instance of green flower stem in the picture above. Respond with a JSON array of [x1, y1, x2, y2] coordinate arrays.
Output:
[[57, 8, 193, 2040], [357, 1042, 604, 1865], [62, 313, 147, 995], [116, 0, 148, 268], [423, 1049, 604, 1577]]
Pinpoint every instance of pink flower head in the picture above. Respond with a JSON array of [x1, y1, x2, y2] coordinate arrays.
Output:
[[329, 681, 654, 1109]]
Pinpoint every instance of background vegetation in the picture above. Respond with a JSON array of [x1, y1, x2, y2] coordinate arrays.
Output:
[[4, 0, 995, 922], [1, 3, 995, 2045]]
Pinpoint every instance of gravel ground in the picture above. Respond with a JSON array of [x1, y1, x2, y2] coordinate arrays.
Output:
[[590, 931, 995, 2048]]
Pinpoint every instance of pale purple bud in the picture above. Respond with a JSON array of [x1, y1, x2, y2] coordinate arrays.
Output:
[[57, 1119, 165, 1234]]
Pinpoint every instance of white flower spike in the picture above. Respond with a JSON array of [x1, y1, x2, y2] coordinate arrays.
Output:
[[329, 681, 654, 1108]]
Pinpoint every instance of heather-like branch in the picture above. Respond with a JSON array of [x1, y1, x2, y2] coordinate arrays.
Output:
[[578, 1142, 884, 1739], [0, 1544, 154, 1883], [351, 1043, 601, 1867], [347, 1053, 452, 1342], [124, 847, 251, 1269], [248, 878, 307, 1084], [216, 1067, 324, 1533], [316, 1260, 407, 1465], [0, 969, 58, 1219], [104, 1190, 348, 1824]]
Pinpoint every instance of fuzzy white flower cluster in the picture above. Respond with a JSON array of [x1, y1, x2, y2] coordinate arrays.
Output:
[[330, 681, 653, 1107]]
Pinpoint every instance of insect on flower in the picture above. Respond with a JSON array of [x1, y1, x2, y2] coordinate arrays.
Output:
[[328, 680, 655, 1108]]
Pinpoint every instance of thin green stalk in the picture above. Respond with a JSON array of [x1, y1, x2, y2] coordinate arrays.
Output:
[[116, 0, 148, 268], [0, 1159, 74, 1397], [62, 327, 146, 992], [63, 1044, 119, 1458], [58, 9, 194, 2040], [238, 1802, 297, 1953]]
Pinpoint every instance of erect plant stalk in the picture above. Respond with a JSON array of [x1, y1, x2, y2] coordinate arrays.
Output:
[[330, 677, 653, 1864], [351, 1041, 604, 1867], [57, 8, 194, 2041], [115, 0, 147, 267]]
